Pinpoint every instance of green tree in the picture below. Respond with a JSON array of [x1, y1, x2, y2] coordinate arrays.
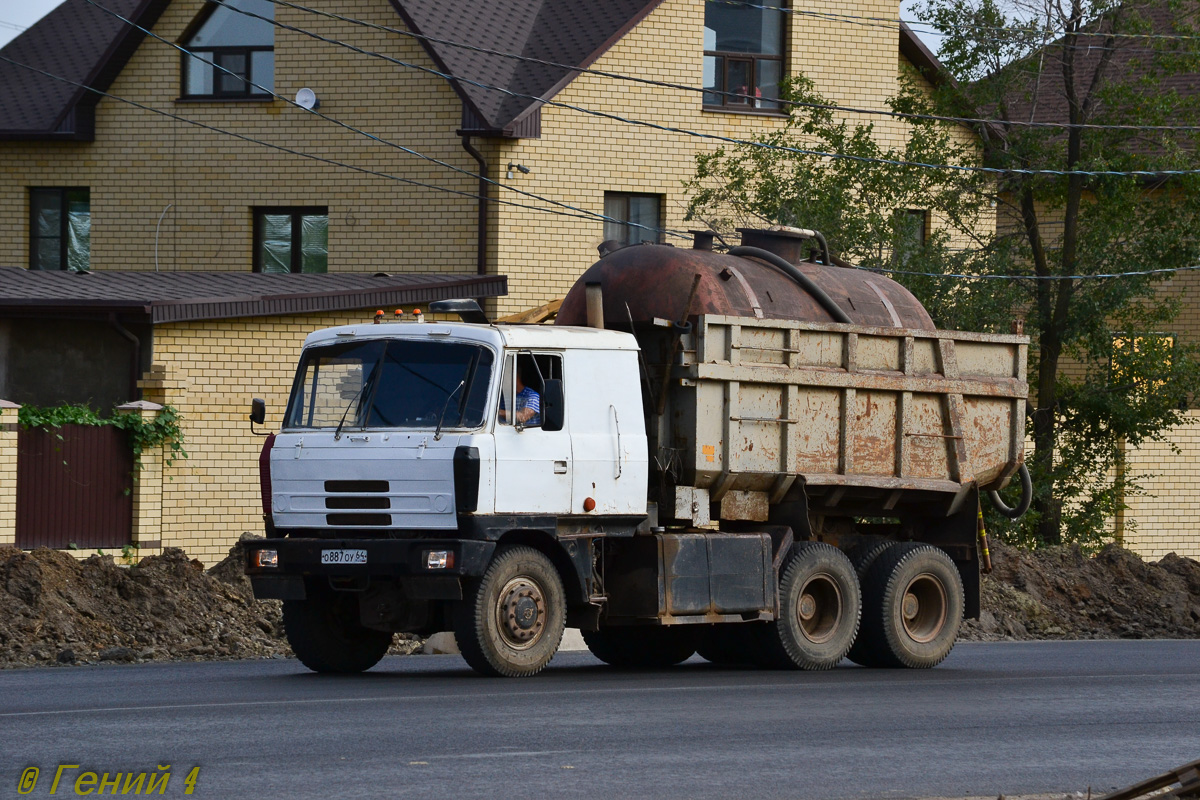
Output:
[[685, 0, 1200, 546]]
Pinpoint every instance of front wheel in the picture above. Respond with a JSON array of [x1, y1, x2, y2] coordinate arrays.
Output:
[[453, 546, 566, 677], [849, 543, 964, 669], [751, 541, 861, 670], [283, 592, 393, 673]]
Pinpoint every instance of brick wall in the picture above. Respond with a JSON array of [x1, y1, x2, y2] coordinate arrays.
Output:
[[1118, 411, 1200, 559], [141, 308, 417, 563], [0, 0, 478, 274]]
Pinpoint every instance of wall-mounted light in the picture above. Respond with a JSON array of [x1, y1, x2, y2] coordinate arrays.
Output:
[[506, 163, 531, 179]]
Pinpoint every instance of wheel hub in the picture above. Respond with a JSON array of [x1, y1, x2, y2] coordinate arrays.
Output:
[[496, 577, 547, 650], [901, 573, 948, 644], [796, 573, 841, 644]]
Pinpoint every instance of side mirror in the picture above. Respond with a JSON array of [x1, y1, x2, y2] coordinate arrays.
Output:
[[542, 379, 564, 432], [249, 398, 269, 436]]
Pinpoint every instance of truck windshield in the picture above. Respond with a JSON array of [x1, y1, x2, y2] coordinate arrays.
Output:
[[284, 339, 495, 430]]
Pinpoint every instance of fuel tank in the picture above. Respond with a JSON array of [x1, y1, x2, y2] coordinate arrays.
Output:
[[556, 228, 934, 330]]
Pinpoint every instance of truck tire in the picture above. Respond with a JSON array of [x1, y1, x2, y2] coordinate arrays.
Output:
[[282, 592, 393, 674], [751, 541, 861, 670], [583, 626, 697, 669], [849, 543, 963, 669], [846, 535, 893, 580], [696, 625, 756, 665], [453, 546, 566, 677]]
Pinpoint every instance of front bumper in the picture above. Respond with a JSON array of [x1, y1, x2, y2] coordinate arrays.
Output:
[[244, 537, 496, 600]]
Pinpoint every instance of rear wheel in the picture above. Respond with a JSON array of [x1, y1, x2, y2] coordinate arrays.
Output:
[[849, 543, 963, 669], [751, 541, 861, 670], [283, 591, 393, 673], [696, 625, 756, 665], [583, 626, 697, 669], [453, 546, 566, 677]]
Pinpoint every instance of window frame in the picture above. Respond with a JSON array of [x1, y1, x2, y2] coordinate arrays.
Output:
[[253, 206, 329, 273], [178, 0, 275, 101], [602, 192, 664, 248], [702, 0, 787, 113], [181, 45, 274, 99], [28, 187, 90, 271]]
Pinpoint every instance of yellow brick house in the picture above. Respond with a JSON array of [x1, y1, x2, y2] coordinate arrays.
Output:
[[0, 0, 969, 561]]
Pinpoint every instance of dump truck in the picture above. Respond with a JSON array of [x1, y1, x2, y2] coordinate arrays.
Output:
[[244, 226, 1030, 677]]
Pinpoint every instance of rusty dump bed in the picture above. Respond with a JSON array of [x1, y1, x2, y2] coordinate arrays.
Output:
[[666, 314, 1028, 521]]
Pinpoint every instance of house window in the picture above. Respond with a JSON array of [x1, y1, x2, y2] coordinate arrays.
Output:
[[603, 193, 663, 248], [1111, 333, 1174, 393], [703, 0, 784, 111], [182, 0, 274, 98], [254, 208, 328, 273], [893, 209, 927, 267], [30, 188, 90, 271]]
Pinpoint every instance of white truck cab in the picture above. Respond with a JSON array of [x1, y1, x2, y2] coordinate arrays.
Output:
[[269, 321, 648, 524], [247, 316, 651, 677]]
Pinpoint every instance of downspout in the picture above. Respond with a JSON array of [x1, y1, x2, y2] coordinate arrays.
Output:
[[109, 314, 141, 402], [460, 135, 488, 277]]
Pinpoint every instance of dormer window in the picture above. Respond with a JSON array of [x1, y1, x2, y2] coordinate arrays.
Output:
[[182, 0, 275, 99], [703, 0, 784, 111]]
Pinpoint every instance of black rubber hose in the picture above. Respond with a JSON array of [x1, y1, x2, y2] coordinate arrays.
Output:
[[987, 463, 1033, 519], [811, 231, 830, 266], [729, 245, 851, 324]]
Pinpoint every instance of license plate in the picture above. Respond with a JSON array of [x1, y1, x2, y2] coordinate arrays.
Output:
[[321, 549, 367, 565]]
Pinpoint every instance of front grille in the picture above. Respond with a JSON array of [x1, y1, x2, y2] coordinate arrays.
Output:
[[327, 513, 391, 526], [325, 496, 390, 510], [325, 480, 389, 493]]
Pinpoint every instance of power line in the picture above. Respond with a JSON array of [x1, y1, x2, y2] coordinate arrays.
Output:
[[260, 0, 1200, 134], [0, 53, 686, 239], [197, 0, 1200, 179], [713, 0, 1200, 43], [82, 0, 687, 243], [861, 262, 1200, 281], [9, 53, 1200, 285]]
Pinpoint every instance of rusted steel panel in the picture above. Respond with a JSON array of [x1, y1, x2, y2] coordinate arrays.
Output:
[[674, 315, 1027, 515], [16, 425, 133, 549]]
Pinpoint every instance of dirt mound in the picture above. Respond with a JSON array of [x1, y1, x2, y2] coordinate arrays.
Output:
[[2, 537, 1197, 667], [0, 535, 419, 668], [960, 541, 1200, 640]]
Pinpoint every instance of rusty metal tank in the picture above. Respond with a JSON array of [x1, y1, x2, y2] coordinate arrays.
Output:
[[556, 227, 934, 330]]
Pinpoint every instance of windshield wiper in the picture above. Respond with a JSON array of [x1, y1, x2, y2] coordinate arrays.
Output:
[[334, 365, 380, 441], [433, 380, 466, 441]]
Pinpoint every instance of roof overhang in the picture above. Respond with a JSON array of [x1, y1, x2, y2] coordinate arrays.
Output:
[[0, 269, 508, 324]]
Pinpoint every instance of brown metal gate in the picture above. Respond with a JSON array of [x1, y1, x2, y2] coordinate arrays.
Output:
[[16, 425, 134, 549]]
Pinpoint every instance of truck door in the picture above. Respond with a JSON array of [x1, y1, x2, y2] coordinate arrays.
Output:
[[493, 352, 573, 515], [567, 349, 649, 515]]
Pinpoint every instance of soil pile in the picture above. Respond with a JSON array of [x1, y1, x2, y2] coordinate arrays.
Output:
[[960, 541, 1200, 640], [0, 536, 419, 668], [1, 537, 1197, 667]]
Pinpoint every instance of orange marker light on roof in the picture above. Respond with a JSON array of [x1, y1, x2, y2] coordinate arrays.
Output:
[[374, 310, 384, 324], [395, 309, 404, 320]]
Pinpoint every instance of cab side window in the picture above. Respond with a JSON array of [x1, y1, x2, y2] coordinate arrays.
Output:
[[499, 353, 561, 428]]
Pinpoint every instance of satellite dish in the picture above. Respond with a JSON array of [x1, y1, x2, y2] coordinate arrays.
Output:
[[295, 88, 320, 110]]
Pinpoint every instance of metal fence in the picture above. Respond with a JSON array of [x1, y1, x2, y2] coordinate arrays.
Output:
[[16, 425, 133, 549]]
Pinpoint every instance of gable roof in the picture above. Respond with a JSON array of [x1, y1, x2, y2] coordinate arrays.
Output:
[[982, 1, 1198, 151], [391, 0, 664, 137], [0, 0, 168, 140], [1, 0, 949, 141], [0, 268, 507, 323]]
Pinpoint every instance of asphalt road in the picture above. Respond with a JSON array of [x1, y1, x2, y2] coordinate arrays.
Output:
[[1, 640, 1197, 800]]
